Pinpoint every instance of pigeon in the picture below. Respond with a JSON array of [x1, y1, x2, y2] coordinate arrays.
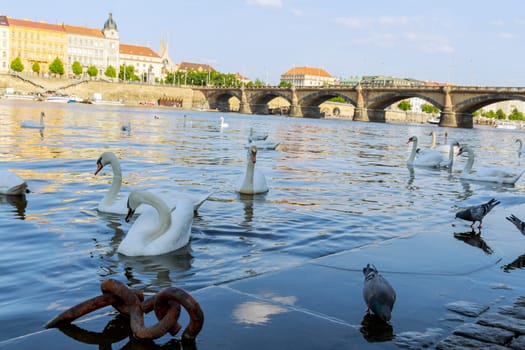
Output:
[[363, 264, 396, 322], [506, 214, 525, 236], [455, 198, 500, 229]]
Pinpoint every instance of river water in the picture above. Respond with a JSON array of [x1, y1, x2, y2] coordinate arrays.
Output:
[[1, 100, 525, 342]]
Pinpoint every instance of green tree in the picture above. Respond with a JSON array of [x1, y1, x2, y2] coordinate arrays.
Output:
[[32, 62, 40, 75], [49, 57, 65, 75], [421, 103, 439, 114], [71, 61, 83, 76], [509, 108, 524, 121], [119, 64, 138, 81], [398, 100, 412, 111], [278, 80, 292, 88], [104, 65, 116, 78], [10, 57, 24, 72], [496, 108, 506, 120], [87, 65, 98, 78]]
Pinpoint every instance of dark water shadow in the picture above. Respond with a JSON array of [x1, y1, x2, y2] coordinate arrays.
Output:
[[0, 194, 27, 219], [57, 313, 194, 349], [502, 252, 525, 272], [360, 313, 394, 342], [453, 230, 493, 255]]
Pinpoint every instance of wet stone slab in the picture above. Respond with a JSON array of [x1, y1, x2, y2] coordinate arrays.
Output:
[[445, 300, 490, 317], [453, 323, 515, 345], [436, 334, 511, 350], [509, 335, 525, 350], [477, 312, 525, 335], [498, 305, 525, 320]]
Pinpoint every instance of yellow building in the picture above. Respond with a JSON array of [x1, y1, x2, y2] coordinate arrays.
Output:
[[7, 17, 66, 74]]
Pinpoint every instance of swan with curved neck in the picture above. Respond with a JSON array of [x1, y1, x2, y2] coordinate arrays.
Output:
[[94, 151, 211, 215], [120, 189, 194, 256], [21, 112, 45, 129], [0, 170, 28, 195], [219, 116, 229, 128], [407, 135, 456, 168], [237, 145, 269, 194], [458, 145, 525, 184]]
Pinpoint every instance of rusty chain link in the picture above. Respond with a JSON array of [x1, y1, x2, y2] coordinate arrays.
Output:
[[45, 279, 204, 342]]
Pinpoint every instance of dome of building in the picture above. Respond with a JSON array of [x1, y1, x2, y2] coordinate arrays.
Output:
[[103, 12, 117, 31]]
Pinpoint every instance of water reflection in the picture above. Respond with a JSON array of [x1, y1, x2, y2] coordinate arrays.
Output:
[[453, 231, 494, 255], [502, 253, 525, 272], [57, 314, 195, 350], [238, 193, 267, 225], [0, 194, 27, 219], [232, 300, 288, 325], [360, 313, 394, 342]]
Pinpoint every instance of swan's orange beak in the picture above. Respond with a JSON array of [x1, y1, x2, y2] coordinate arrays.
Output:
[[251, 152, 257, 163], [94, 160, 103, 175]]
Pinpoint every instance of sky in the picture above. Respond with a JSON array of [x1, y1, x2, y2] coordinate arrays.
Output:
[[2, 0, 525, 86]]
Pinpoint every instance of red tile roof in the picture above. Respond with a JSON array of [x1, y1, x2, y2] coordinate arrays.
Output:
[[7, 17, 65, 32], [120, 43, 160, 58], [177, 61, 215, 72], [63, 24, 104, 37], [282, 66, 332, 77]]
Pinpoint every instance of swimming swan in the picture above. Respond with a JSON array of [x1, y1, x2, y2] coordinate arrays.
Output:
[[0, 170, 28, 195], [21, 112, 45, 129], [119, 189, 194, 256], [407, 136, 456, 168], [94, 151, 210, 215], [429, 130, 459, 156], [219, 116, 229, 128], [458, 145, 525, 184], [516, 139, 525, 157], [237, 145, 269, 194]]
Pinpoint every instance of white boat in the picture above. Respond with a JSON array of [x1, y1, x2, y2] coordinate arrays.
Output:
[[45, 95, 71, 103], [90, 92, 124, 106], [3, 93, 36, 101], [495, 121, 517, 130], [427, 116, 440, 124]]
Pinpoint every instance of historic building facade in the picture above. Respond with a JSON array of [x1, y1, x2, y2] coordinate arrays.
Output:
[[0, 13, 163, 82], [280, 66, 338, 87]]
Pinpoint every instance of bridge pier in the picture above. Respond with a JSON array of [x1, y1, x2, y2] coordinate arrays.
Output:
[[439, 111, 473, 128], [289, 105, 302, 117], [239, 102, 251, 114], [353, 107, 368, 121]]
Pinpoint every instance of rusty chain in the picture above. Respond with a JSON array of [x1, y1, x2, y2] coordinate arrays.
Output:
[[45, 279, 204, 342]]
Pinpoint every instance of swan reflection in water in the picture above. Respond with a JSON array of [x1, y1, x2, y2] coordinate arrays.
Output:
[[238, 192, 268, 225], [97, 214, 194, 290], [453, 230, 493, 255], [0, 194, 28, 219], [360, 313, 394, 342]]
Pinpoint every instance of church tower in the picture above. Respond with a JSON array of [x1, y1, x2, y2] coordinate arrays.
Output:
[[102, 13, 120, 72], [159, 33, 175, 72]]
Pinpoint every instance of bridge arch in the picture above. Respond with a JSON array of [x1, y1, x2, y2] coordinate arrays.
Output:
[[248, 91, 292, 115], [365, 92, 444, 123], [298, 91, 356, 118], [455, 94, 525, 115], [207, 91, 241, 112]]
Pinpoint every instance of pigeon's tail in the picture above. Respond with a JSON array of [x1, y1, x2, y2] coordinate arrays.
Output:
[[506, 214, 525, 236]]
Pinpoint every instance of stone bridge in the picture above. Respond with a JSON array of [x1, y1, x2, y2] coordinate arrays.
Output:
[[193, 85, 525, 128]]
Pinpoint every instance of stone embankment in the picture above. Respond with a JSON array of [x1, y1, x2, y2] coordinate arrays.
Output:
[[0, 74, 204, 109]]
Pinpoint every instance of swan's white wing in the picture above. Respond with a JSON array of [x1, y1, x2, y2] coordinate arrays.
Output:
[[0, 170, 27, 195]]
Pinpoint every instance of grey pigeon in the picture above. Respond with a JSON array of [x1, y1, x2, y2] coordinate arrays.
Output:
[[455, 198, 500, 229], [506, 214, 525, 236], [363, 264, 396, 322]]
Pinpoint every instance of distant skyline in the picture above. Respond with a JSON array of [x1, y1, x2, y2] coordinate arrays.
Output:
[[2, 0, 525, 86]]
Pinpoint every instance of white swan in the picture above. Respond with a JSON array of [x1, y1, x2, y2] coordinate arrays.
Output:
[[0, 170, 28, 195], [21, 111, 45, 129], [407, 136, 455, 168], [429, 130, 459, 155], [219, 116, 229, 128], [237, 145, 269, 194], [458, 145, 525, 184], [94, 151, 211, 215], [119, 189, 194, 256], [246, 138, 281, 150]]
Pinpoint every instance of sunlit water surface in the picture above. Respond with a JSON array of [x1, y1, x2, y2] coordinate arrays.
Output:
[[1, 100, 525, 341]]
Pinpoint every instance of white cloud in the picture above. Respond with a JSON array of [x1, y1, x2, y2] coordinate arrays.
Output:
[[246, 0, 283, 7], [335, 16, 416, 29], [497, 32, 515, 39], [404, 32, 455, 54], [290, 8, 303, 17]]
